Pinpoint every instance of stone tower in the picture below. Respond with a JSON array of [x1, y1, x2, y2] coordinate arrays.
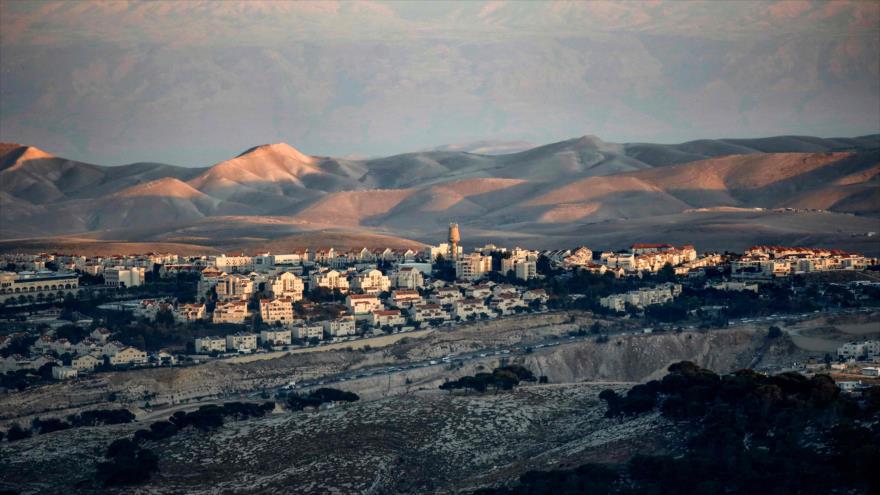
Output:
[[448, 223, 461, 260]]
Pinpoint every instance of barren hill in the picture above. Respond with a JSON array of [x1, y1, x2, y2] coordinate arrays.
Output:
[[0, 134, 877, 254]]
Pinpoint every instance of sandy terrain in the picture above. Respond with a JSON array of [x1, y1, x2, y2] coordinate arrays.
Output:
[[784, 312, 880, 352]]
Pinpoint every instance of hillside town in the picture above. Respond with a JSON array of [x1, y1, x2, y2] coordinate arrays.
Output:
[[0, 224, 877, 385]]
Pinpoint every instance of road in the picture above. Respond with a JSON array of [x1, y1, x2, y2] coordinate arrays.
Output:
[[138, 306, 874, 418], [270, 307, 875, 396]]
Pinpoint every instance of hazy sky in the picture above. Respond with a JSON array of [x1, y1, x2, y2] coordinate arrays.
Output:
[[1, 0, 878, 166]]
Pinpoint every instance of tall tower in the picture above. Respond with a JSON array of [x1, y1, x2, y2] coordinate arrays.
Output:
[[448, 223, 461, 260]]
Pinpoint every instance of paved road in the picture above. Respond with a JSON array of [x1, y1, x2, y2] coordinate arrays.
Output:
[[137, 306, 873, 416], [271, 307, 874, 395]]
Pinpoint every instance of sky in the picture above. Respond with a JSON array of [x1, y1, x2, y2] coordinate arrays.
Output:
[[1, 0, 878, 167]]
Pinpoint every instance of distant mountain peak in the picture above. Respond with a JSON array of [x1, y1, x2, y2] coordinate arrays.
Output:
[[0, 144, 56, 171], [236, 142, 314, 163], [115, 177, 205, 199]]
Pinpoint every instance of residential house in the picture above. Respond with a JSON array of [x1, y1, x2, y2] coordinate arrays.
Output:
[[90, 327, 112, 343], [430, 287, 463, 306], [270, 272, 304, 301], [350, 268, 391, 295], [110, 346, 148, 366], [260, 329, 292, 346], [72, 354, 102, 371], [453, 298, 490, 320], [52, 365, 78, 380], [212, 301, 249, 324], [455, 253, 491, 280], [408, 303, 449, 323], [104, 266, 145, 288], [175, 303, 206, 323], [345, 294, 383, 316], [259, 297, 295, 325], [323, 317, 356, 338], [292, 325, 324, 341], [489, 293, 526, 315], [215, 274, 254, 302], [309, 269, 349, 293], [226, 333, 258, 353], [194, 336, 227, 354], [390, 289, 422, 308], [369, 309, 406, 328], [393, 266, 424, 289]]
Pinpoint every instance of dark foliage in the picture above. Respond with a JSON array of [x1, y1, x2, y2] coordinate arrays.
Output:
[[0, 334, 37, 358], [286, 388, 359, 411], [484, 362, 880, 494], [5, 424, 31, 442], [68, 408, 135, 427], [97, 438, 159, 486], [440, 365, 537, 393], [31, 417, 72, 434]]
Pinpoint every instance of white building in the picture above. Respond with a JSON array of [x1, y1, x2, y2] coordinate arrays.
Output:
[[72, 354, 102, 372], [215, 274, 254, 302], [323, 317, 356, 338], [453, 298, 490, 320], [104, 266, 146, 288], [292, 325, 324, 341], [0, 270, 80, 303], [52, 365, 78, 380], [109, 347, 148, 366], [390, 289, 423, 308], [212, 301, 250, 324], [309, 269, 350, 293], [214, 254, 254, 273], [345, 294, 383, 316], [369, 309, 406, 328], [838, 341, 880, 360], [350, 269, 391, 295], [260, 329, 292, 346], [599, 283, 683, 312], [226, 333, 258, 352], [523, 289, 549, 305], [393, 266, 425, 289], [408, 303, 449, 323], [489, 293, 527, 315], [175, 303, 206, 323], [259, 297, 295, 325], [860, 367, 880, 377], [455, 253, 492, 281], [562, 247, 593, 268], [194, 336, 227, 354], [430, 287, 463, 305], [424, 243, 462, 261], [708, 281, 759, 293], [514, 261, 537, 281], [270, 272, 304, 301]]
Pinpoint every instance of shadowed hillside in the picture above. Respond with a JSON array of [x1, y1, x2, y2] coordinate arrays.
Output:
[[1, 134, 877, 253]]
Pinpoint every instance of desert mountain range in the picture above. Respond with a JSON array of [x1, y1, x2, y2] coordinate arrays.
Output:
[[1, 134, 878, 255]]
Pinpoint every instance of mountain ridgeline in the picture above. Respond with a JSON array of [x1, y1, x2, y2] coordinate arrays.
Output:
[[1, 134, 878, 253]]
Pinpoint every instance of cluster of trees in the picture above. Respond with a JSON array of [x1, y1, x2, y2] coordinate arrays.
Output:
[[478, 362, 880, 494], [285, 388, 360, 411], [0, 333, 37, 357], [164, 401, 275, 432], [440, 365, 537, 393], [1, 361, 58, 391], [95, 401, 274, 486], [97, 438, 159, 487], [2, 408, 135, 443]]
